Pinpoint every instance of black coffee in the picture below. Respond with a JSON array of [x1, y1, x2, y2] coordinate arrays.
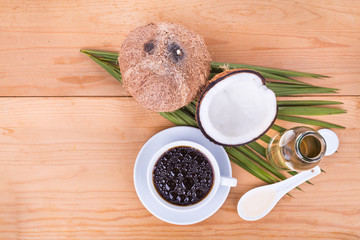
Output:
[[153, 146, 214, 206]]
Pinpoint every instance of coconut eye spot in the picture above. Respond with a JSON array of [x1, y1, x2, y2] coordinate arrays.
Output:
[[167, 42, 185, 63], [144, 40, 155, 54]]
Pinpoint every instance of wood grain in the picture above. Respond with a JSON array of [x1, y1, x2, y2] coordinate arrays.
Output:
[[0, 0, 359, 239], [0, 97, 358, 239], [0, 0, 360, 96]]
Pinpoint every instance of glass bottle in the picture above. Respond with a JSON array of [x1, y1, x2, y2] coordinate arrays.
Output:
[[266, 126, 328, 171]]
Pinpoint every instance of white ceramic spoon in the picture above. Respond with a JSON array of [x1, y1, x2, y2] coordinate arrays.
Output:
[[237, 166, 321, 221]]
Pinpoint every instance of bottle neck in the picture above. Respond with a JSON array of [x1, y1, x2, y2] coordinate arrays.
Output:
[[294, 131, 326, 163]]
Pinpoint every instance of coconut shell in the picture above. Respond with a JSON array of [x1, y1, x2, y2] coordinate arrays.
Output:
[[196, 69, 278, 147], [119, 22, 211, 112]]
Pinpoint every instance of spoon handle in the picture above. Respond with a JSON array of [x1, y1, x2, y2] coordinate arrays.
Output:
[[277, 166, 321, 194]]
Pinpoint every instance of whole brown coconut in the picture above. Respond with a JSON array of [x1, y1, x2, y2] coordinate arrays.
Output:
[[119, 22, 211, 112]]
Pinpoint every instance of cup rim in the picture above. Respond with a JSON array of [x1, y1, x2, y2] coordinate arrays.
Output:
[[147, 140, 220, 212]]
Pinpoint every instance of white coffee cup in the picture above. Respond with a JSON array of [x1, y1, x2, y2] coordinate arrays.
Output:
[[147, 140, 237, 212]]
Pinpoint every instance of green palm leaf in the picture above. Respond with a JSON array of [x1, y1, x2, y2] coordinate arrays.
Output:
[[277, 115, 345, 129], [278, 107, 346, 116], [277, 100, 343, 106]]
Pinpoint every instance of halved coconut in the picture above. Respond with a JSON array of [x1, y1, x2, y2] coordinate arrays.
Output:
[[196, 69, 277, 146]]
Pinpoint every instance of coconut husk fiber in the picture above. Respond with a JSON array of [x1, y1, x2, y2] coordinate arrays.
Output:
[[119, 22, 211, 112]]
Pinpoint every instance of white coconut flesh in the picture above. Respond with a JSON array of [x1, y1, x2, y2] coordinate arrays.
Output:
[[198, 72, 277, 146]]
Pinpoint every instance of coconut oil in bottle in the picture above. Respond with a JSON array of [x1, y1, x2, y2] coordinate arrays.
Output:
[[266, 126, 326, 171]]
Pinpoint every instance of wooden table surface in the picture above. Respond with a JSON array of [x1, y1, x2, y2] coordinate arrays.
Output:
[[1, 0, 359, 239]]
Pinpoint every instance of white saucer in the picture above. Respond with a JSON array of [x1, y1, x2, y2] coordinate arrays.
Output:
[[133, 126, 233, 225]]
